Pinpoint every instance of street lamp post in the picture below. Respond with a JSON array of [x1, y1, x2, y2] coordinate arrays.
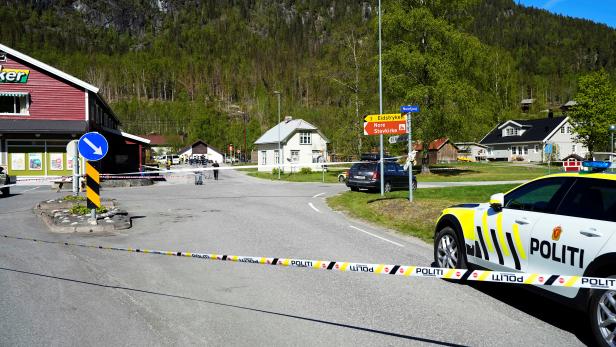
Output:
[[274, 91, 282, 179], [377, 0, 384, 196]]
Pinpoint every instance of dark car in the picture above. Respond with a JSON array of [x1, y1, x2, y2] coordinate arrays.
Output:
[[346, 162, 417, 192]]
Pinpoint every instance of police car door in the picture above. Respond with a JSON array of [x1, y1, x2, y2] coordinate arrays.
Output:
[[528, 177, 616, 298], [474, 177, 573, 272]]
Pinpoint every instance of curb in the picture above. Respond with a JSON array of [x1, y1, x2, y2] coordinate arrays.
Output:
[[34, 204, 132, 233]]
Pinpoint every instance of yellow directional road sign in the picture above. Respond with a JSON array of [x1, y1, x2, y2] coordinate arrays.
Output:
[[364, 113, 407, 122]]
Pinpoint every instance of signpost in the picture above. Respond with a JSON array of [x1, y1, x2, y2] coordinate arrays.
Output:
[[78, 132, 109, 225], [400, 105, 420, 202], [363, 114, 408, 136], [545, 143, 553, 174], [66, 140, 79, 196]]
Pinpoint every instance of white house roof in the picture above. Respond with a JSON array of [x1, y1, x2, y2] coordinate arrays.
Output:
[[563, 100, 577, 107], [0, 43, 100, 93], [254, 119, 329, 144]]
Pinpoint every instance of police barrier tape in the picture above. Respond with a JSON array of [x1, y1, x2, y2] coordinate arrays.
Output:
[[2, 234, 615, 291]]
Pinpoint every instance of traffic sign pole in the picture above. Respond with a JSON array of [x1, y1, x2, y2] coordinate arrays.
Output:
[[78, 132, 109, 225], [407, 114, 413, 202]]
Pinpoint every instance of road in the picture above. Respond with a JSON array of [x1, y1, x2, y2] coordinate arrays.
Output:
[[0, 170, 590, 346]]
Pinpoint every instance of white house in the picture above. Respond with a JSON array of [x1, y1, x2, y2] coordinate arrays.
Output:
[[479, 116, 588, 162], [254, 118, 329, 172]]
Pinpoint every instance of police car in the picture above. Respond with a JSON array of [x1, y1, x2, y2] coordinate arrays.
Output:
[[433, 161, 616, 347]]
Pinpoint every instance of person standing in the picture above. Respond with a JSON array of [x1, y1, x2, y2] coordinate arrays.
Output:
[[212, 161, 220, 180]]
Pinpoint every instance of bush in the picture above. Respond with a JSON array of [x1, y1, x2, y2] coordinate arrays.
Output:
[[299, 167, 312, 174], [272, 168, 281, 175], [63, 195, 85, 201], [69, 204, 108, 215]]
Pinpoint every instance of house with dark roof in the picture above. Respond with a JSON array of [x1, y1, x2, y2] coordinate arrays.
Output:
[[177, 140, 224, 163], [254, 117, 329, 172], [479, 116, 587, 162]]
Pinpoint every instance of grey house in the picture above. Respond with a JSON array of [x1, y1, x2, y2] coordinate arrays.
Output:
[[479, 116, 587, 162]]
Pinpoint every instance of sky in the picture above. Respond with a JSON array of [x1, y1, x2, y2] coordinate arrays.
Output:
[[516, 0, 616, 28]]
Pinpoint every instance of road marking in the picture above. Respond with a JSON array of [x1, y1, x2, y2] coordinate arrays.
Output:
[[308, 202, 320, 213], [312, 192, 325, 198], [21, 186, 40, 193], [349, 225, 405, 247]]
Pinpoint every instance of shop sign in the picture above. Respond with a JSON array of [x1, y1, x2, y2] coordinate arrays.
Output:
[[0, 65, 30, 83]]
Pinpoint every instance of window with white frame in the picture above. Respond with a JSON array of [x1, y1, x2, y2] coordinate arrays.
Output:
[[561, 127, 565, 134], [523, 146, 528, 155], [567, 126, 572, 134], [534, 145, 539, 153], [0, 93, 29, 115], [261, 151, 267, 165], [312, 150, 322, 163], [299, 132, 312, 144], [290, 150, 299, 162], [505, 127, 519, 136], [274, 150, 280, 164], [487, 147, 493, 155], [572, 144, 577, 153]]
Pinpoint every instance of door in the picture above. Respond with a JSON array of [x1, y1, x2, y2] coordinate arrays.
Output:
[[472, 177, 574, 272], [528, 178, 616, 297]]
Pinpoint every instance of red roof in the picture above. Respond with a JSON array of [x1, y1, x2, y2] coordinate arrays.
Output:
[[140, 134, 169, 146], [414, 138, 452, 151]]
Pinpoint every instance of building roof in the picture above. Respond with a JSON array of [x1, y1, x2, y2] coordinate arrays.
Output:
[[0, 43, 99, 93], [480, 116, 568, 145], [454, 142, 488, 148], [0, 119, 87, 133], [101, 126, 150, 144], [414, 138, 456, 151], [140, 134, 170, 146], [254, 119, 329, 145]]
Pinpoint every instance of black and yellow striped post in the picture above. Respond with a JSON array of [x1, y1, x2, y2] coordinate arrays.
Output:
[[85, 161, 101, 210]]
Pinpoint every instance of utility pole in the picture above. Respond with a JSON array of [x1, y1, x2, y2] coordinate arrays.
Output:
[[274, 91, 282, 179], [378, 0, 384, 196]]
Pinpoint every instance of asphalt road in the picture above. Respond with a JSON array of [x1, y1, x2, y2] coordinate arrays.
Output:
[[0, 171, 591, 346]]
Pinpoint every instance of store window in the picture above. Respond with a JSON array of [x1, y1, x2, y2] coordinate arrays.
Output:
[[0, 94, 29, 115], [299, 132, 311, 145]]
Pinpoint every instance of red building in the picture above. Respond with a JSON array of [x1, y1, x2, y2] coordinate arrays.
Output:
[[0, 44, 149, 177]]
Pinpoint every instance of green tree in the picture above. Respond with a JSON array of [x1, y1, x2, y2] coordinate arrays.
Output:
[[569, 71, 616, 155]]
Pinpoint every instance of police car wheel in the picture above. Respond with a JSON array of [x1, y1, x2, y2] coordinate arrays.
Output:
[[589, 278, 616, 347], [434, 227, 466, 269]]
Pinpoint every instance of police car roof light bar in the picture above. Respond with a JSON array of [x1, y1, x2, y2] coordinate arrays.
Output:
[[582, 161, 614, 172]]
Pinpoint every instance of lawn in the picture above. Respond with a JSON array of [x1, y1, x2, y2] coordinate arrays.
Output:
[[245, 162, 552, 184], [327, 184, 518, 242], [413, 162, 550, 182], [246, 167, 348, 184]]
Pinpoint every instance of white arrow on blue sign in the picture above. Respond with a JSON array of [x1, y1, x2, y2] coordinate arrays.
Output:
[[78, 132, 109, 161]]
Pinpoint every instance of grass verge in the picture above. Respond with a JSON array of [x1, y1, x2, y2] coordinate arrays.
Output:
[[246, 167, 347, 184], [327, 184, 518, 242]]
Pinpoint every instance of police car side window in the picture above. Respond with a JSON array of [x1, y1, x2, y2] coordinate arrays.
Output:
[[556, 179, 616, 222], [504, 177, 571, 213]]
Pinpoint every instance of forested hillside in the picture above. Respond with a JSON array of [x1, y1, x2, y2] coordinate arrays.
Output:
[[1, 0, 614, 156]]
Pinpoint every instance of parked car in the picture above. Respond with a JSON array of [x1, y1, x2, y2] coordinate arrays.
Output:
[[346, 161, 417, 192], [0, 167, 15, 196], [338, 170, 348, 183], [157, 155, 180, 165]]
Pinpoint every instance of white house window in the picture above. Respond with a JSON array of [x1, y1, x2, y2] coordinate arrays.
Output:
[[572, 145, 577, 153], [274, 150, 280, 164], [487, 147, 493, 155], [0, 93, 29, 115], [561, 127, 565, 134], [534, 145, 539, 153], [299, 132, 312, 144], [261, 151, 267, 165], [523, 146, 528, 155], [312, 150, 322, 163], [290, 150, 299, 162], [505, 128, 519, 136], [567, 126, 572, 134]]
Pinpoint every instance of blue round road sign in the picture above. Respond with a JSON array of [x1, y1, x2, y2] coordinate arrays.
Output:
[[78, 132, 109, 161]]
